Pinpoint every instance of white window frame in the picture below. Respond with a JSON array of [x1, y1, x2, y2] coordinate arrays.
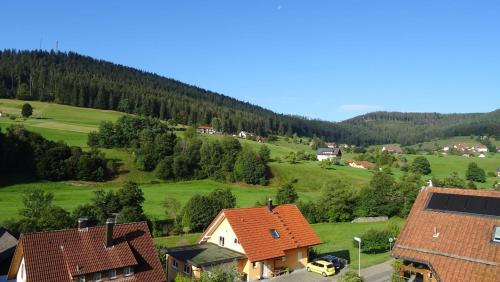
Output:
[[172, 259, 178, 269], [109, 269, 117, 279], [123, 266, 132, 277], [93, 272, 102, 282], [183, 264, 191, 275], [493, 226, 500, 243], [219, 236, 225, 246], [76, 276, 85, 282], [234, 238, 239, 245]]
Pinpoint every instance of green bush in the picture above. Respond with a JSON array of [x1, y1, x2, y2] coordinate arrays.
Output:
[[354, 228, 393, 254], [338, 271, 365, 282]]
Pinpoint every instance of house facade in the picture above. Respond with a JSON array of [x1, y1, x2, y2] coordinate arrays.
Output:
[[345, 160, 375, 170], [392, 187, 500, 282], [381, 145, 403, 154], [316, 148, 342, 161], [166, 201, 321, 281], [7, 219, 165, 282], [197, 125, 216, 134], [238, 131, 255, 139]]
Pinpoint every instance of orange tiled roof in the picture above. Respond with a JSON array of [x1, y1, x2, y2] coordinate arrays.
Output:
[[221, 204, 321, 262], [392, 187, 500, 282], [10, 222, 165, 282]]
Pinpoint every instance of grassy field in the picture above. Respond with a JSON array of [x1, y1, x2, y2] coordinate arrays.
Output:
[[0, 179, 320, 221], [153, 220, 405, 269], [0, 99, 123, 146], [1, 99, 499, 223]]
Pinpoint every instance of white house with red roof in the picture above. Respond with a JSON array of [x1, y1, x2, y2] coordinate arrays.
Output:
[[165, 200, 321, 281]]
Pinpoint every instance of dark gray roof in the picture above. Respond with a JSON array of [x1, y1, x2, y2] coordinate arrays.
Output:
[[0, 227, 17, 264], [316, 147, 342, 156], [166, 243, 246, 267]]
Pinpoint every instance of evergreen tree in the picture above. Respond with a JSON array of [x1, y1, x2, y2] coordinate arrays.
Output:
[[21, 103, 33, 118]]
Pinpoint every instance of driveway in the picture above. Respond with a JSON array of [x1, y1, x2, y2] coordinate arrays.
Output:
[[267, 260, 393, 282]]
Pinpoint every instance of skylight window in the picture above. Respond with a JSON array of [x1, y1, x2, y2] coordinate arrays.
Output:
[[270, 229, 280, 239], [493, 227, 500, 243]]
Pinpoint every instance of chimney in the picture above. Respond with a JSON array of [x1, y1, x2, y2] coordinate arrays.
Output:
[[105, 218, 115, 248], [267, 198, 273, 212], [78, 217, 88, 231]]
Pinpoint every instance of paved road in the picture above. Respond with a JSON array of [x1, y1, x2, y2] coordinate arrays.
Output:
[[267, 260, 393, 282]]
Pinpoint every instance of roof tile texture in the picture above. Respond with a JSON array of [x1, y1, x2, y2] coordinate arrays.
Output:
[[223, 204, 321, 262], [19, 222, 165, 282], [392, 187, 500, 282]]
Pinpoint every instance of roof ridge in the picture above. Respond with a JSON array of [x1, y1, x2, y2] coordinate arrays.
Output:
[[22, 221, 148, 237]]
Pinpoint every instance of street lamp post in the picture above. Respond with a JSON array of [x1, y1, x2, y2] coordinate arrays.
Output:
[[353, 236, 362, 277]]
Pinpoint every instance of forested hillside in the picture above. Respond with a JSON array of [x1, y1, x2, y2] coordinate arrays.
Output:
[[1, 49, 498, 145]]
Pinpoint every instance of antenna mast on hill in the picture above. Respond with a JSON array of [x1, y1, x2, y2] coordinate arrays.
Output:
[[39, 38, 43, 50], [55, 40, 59, 52]]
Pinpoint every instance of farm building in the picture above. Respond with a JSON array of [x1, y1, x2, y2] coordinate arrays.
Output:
[[196, 125, 216, 134], [165, 200, 321, 281], [316, 148, 342, 161], [382, 145, 403, 154]]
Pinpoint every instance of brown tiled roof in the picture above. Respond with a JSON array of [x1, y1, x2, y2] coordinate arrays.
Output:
[[392, 187, 500, 282], [216, 204, 321, 262], [9, 222, 165, 282]]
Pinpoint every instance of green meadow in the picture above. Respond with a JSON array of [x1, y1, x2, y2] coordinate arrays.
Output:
[[0, 99, 499, 224]]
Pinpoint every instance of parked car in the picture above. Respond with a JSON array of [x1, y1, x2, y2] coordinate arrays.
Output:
[[320, 255, 345, 271], [306, 260, 336, 277]]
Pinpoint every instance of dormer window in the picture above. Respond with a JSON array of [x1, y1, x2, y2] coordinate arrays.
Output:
[[93, 272, 101, 282], [109, 269, 117, 279], [270, 229, 280, 239], [76, 276, 85, 282], [123, 266, 132, 276], [493, 226, 500, 243]]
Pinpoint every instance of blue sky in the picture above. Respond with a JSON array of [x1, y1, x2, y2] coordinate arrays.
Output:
[[3, 1, 499, 121]]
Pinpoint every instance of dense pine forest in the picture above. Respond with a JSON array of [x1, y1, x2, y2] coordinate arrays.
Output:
[[1, 49, 498, 145]]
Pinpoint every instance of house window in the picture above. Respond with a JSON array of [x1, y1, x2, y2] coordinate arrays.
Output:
[[123, 266, 132, 276], [270, 229, 280, 239], [493, 226, 500, 243], [76, 276, 85, 282], [252, 262, 258, 269], [172, 259, 178, 269], [297, 251, 303, 260], [219, 236, 225, 246], [281, 256, 286, 262], [93, 272, 101, 282], [183, 264, 191, 275], [234, 238, 240, 245], [109, 269, 117, 279]]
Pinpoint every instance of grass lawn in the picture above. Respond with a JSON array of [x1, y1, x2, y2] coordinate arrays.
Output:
[[153, 220, 405, 269], [404, 153, 500, 188], [0, 99, 123, 147], [0, 179, 320, 222]]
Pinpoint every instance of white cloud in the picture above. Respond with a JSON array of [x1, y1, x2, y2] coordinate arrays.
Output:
[[338, 104, 381, 112]]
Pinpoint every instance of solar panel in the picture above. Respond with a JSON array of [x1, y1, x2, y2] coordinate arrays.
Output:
[[426, 192, 500, 217]]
